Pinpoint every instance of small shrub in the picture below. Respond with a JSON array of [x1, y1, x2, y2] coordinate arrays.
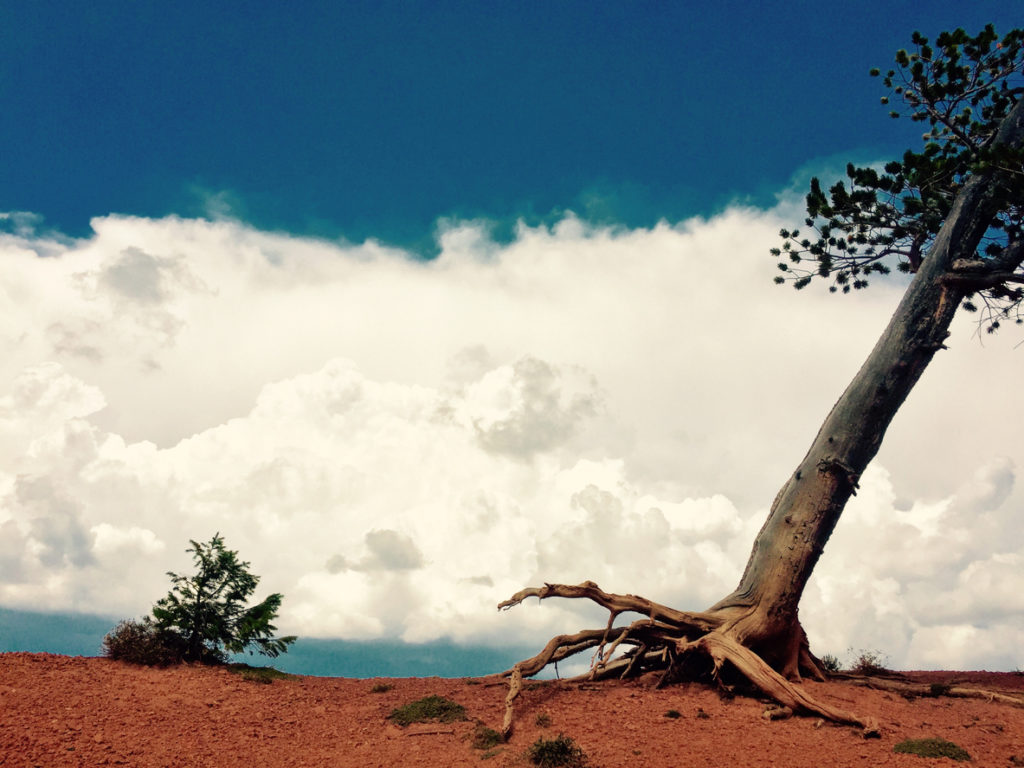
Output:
[[928, 682, 951, 697], [535, 712, 552, 727], [664, 709, 681, 719], [848, 648, 889, 676], [819, 653, 841, 673], [388, 695, 466, 726], [893, 738, 970, 761], [527, 734, 588, 768], [102, 618, 184, 666], [472, 724, 503, 750], [370, 683, 393, 693], [695, 707, 711, 719]]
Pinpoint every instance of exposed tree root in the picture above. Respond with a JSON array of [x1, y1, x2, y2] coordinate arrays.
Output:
[[843, 676, 1024, 708], [498, 581, 722, 635], [497, 581, 881, 739], [691, 633, 879, 733]]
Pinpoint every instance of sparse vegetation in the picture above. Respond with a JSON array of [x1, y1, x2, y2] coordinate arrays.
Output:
[[527, 734, 588, 768], [819, 653, 841, 673], [227, 664, 292, 684], [535, 712, 552, 727], [370, 682, 392, 693], [848, 648, 889, 676], [471, 724, 503, 750], [893, 737, 971, 761], [696, 707, 710, 719], [388, 695, 466, 726], [664, 709, 681, 719]]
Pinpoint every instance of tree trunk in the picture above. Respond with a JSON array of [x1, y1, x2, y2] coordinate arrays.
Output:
[[498, 99, 1024, 733], [708, 98, 1024, 677]]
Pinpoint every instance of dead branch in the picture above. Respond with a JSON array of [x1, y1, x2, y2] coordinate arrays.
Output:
[[501, 665, 522, 739], [404, 727, 456, 736]]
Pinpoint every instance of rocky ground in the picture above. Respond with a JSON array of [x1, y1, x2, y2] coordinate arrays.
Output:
[[2, 653, 1024, 767]]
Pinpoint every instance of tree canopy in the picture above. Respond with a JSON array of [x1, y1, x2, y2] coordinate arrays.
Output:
[[773, 25, 1023, 331]]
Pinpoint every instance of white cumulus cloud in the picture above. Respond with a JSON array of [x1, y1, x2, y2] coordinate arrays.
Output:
[[0, 199, 1022, 669]]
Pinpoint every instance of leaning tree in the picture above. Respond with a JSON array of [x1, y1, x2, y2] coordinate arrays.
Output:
[[497, 25, 1024, 734]]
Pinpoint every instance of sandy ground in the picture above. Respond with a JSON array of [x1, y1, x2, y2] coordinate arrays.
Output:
[[2, 653, 1024, 767]]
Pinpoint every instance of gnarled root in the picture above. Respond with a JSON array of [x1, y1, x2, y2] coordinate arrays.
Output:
[[846, 676, 1024, 708], [497, 580, 880, 739], [692, 632, 879, 733], [498, 580, 721, 635]]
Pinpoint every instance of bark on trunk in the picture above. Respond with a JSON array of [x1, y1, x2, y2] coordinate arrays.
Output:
[[711, 98, 1024, 675]]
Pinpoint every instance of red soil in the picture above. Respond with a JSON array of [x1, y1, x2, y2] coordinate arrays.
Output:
[[2, 653, 1024, 767]]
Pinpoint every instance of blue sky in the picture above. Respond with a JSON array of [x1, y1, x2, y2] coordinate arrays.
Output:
[[3, 1, 1017, 249], [2, 4, 1023, 675]]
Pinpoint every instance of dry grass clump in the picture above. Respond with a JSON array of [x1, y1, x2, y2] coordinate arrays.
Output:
[[527, 734, 588, 768]]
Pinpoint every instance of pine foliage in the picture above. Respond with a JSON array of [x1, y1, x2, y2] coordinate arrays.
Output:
[[773, 25, 1024, 331], [151, 533, 296, 663]]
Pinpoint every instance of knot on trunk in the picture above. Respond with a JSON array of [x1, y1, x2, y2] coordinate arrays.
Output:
[[816, 458, 861, 495]]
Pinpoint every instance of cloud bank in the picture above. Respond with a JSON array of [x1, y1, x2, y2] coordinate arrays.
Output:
[[1, 202, 1021, 669]]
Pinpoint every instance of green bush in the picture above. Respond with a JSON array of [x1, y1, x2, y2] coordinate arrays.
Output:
[[527, 734, 588, 768], [102, 618, 184, 666], [819, 653, 842, 673], [893, 738, 970, 761], [388, 695, 466, 726]]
